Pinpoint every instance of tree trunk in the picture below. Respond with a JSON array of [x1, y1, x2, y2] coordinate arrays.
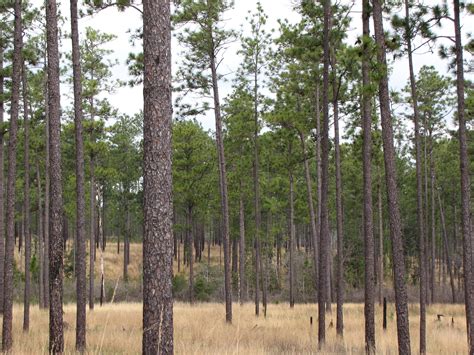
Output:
[[377, 180, 384, 306], [0, 28, 5, 316], [429, 130, 436, 304], [289, 170, 295, 308], [187, 205, 194, 304], [437, 190, 456, 303], [46, 0, 64, 350], [453, 1, 474, 348], [43, 56, 50, 311], [89, 158, 95, 309], [318, 0, 331, 345], [1, 1, 22, 350], [332, 51, 344, 337], [372, 1, 411, 353], [36, 161, 44, 309], [239, 190, 245, 305], [22, 62, 31, 332], [142, 0, 174, 352], [361, 1, 375, 350], [209, 36, 232, 324], [124, 201, 130, 282], [404, 0, 427, 350]]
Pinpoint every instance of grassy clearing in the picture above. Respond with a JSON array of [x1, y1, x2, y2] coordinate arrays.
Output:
[[7, 302, 467, 354]]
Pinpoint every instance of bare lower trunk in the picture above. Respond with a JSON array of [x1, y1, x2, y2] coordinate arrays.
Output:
[[0, 29, 5, 316], [187, 206, 194, 304], [362, 1, 375, 350], [142, 0, 174, 352], [378, 181, 384, 306], [89, 159, 95, 309], [36, 161, 44, 309], [239, 191, 245, 305], [2, 1, 22, 350], [373, 1, 411, 352], [289, 170, 295, 308]]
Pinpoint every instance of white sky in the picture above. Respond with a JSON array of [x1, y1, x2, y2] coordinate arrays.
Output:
[[33, 0, 472, 131]]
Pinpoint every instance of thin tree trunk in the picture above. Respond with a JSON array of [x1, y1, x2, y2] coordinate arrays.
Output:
[[142, 0, 174, 351], [89, 159, 95, 309], [372, 1, 411, 352], [124, 201, 130, 282], [437, 190, 456, 303], [188, 205, 194, 304], [318, 0, 331, 345], [404, 0, 427, 350], [239, 190, 245, 305], [22, 62, 31, 332], [43, 56, 50, 311], [289, 170, 295, 308], [210, 36, 232, 324], [362, 1, 375, 350], [1, 1, 22, 349], [378, 180, 384, 306], [332, 51, 344, 337], [46, 0, 64, 350], [36, 161, 44, 309], [453, 1, 474, 347]]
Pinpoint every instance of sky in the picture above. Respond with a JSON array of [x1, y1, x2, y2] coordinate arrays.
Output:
[[33, 0, 472, 132]]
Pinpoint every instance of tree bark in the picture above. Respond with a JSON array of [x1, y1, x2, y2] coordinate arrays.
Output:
[[239, 190, 245, 305], [46, 0, 64, 351], [36, 160, 44, 309], [1, 1, 22, 350], [453, 0, 474, 349], [187, 205, 194, 304], [0, 28, 5, 316], [289, 170, 295, 308], [70, 0, 87, 346], [377, 180, 384, 306], [210, 38, 232, 324], [362, 1, 375, 350], [89, 158, 95, 309], [372, 1, 411, 353], [142, 0, 174, 352], [22, 62, 31, 332], [318, 0, 331, 346], [429, 130, 436, 304], [403, 0, 427, 351]]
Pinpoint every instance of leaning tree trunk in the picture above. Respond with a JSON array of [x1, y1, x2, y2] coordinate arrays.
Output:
[[70, 0, 87, 348], [453, 0, 474, 348], [318, 0, 331, 346], [361, 0, 375, 350], [1, 0, 22, 350], [0, 28, 5, 316], [210, 47, 232, 323], [142, 0, 174, 352], [373, 0, 411, 353], [46, 0, 64, 351], [404, 1, 427, 350], [22, 62, 31, 332], [437, 190, 456, 304]]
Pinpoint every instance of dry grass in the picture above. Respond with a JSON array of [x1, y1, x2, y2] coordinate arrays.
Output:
[[6, 302, 467, 354]]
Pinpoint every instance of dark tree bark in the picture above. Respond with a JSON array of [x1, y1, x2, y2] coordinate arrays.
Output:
[[1, 0, 22, 350], [239, 190, 245, 305], [187, 205, 194, 304], [377, 180, 384, 306], [210, 38, 232, 325], [332, 51, 344, 337], [36, 160, 44, 309], [43, 58, 50, 310], [318, 0, 331, 346], [289, 170, 295, 309], [403, 0, 427, 350], [429, 132, 436, 304], [453, 0, 474, 350], [142, 0, 174, 352], [372, 0, 411, 353], [361, 1, 375, 350], [22, 62, 31, 332], [0, 28, 5, 316], [46, 0, 64, 351], [70, 0, 87, 347]]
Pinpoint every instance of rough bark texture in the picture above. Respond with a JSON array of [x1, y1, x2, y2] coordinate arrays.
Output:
[[453, 0, 474, 350], [22, 62, 31, 332], [318, 0, 331, 346], [44, 60, 50, 310], [403, 0, 426, 351], [210, 42, 232, 324], [0, 29, 5, 316], [47, 0, 64, 351], [70, 0, 87, 348], [361, 1, 375, 350], [372, 0, 411, 353], [2, 0, 22, 350], [142, 0, 174, 352]]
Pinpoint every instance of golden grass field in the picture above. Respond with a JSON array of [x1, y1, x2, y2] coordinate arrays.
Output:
[[5, 301, 467, 354]]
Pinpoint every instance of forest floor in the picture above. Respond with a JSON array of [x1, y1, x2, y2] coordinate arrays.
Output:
[[8, 301, 467, 354]]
